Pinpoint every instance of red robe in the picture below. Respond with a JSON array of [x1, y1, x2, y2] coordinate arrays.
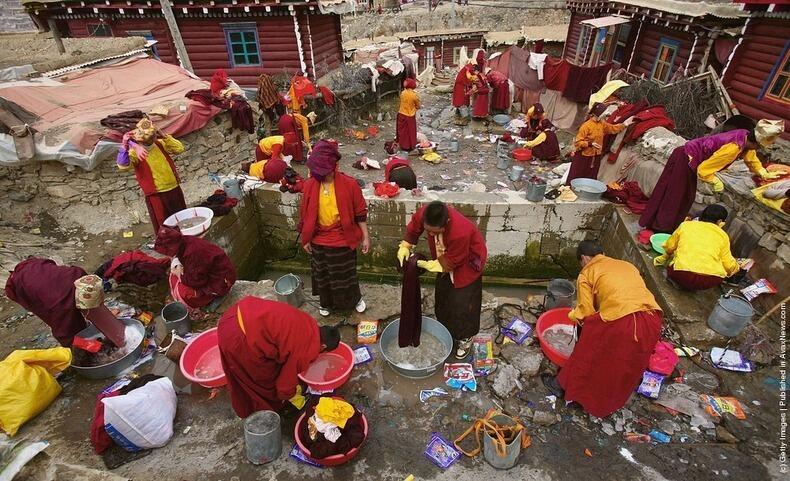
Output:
[[278, 113, 304, 162], [487, 70, 510, 111], [452, 64, 474, 108], [404, 205, 487, 289], [299, 173, 368, 250], [471, 77, 490, 118], [218, 297, 321, 418], [154, 226, 236, 308]]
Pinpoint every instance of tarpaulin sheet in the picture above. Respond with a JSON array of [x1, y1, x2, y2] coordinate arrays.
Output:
[[0, 57, 221, 170]]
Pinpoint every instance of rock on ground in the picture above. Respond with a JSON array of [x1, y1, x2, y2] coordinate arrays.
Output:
[[500, 343, 544, 378], [532, 410, 560, 426], [491, 363, 520, 398]]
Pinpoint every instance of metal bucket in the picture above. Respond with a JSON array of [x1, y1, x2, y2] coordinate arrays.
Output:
[[496, 140, 511, 159], [223, 178, 244, 201], [162, 302, 190, 336], [70, 318, 145, 379], [707, 295, 754, 337], [545, 279, 575, 309], [508, 165, 525, 182], [497, 155, 510, 170], [244, 410, 282, 465], [379, 317, 452, 379], [450, 139, 459, 152], [274, 273, 304, 307], [459, 106, 470, 118], [483, 414, 522, 470], [525, 178, 547, 202]]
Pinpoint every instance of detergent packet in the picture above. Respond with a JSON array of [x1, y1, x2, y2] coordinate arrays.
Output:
[[289, 444, 323, 468], [419, 388, 449, 403], [353, 346, 373, 365], [444, 363, 477, 391], [472, 333, 495, 376], [741, 278, 777, 301], [502, 316, 533, 345], [636, 371, 664, 399], [424, 433, 461, 470], [356, 320, 379, 344], [700, 395, 746, 420]]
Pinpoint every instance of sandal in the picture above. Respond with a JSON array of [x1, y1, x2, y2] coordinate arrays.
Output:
[[454, 338, 472, 360]]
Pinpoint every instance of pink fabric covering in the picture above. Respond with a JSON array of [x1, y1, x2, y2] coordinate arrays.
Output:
[[0, 58, 221, 157]]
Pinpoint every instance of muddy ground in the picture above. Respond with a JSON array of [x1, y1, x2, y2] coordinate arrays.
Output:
[[342, 2, 568, 40]]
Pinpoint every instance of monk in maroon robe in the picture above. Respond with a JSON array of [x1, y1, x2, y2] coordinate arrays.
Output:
[[217, 296, 340, 418], [154, 226, 236, 309], [452, 63, 474, 111], [470, 68, 491, 119]]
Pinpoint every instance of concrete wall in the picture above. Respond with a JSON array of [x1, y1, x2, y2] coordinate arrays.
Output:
[[0, 113, 257, 234], [0, 1, 35, 32], [252, 185, 614, 282], [202, 194, 264, 282]]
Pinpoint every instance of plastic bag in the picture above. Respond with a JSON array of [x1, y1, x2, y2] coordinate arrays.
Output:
[[102, 377, 177, 451], [0, 348, 72, 436], [648, 341, 678, 376]]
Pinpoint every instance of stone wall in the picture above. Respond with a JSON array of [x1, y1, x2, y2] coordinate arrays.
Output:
[[252, 185, 613, 282], [0, 113, 257, 234], [0, 1, 35, 32]]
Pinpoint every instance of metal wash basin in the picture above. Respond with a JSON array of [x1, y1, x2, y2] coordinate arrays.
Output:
[[379, 316, 452, 379]]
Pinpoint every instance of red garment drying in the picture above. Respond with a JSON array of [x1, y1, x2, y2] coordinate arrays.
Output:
[[318, 86, 335, 106], [487, 70, 510, 111], [543, 57, 570, 92]]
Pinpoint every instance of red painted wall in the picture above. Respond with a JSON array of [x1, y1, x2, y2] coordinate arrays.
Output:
[[413, 36, 483, 70], [301, 13, 342, 78], [563, 11, 593, 62], [723, 17, 790, 137], [628, 24, 694, 79]]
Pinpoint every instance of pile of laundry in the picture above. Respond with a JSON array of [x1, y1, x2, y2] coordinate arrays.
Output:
[[298, 396, 366, 459]]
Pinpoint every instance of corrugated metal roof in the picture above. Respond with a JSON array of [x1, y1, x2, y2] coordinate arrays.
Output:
[[397, 28, 489, 41], [581, 15, 632, 28], [485, 24, 569, 46], [613, 0, 746, 19], [42, 43, 153, 78]]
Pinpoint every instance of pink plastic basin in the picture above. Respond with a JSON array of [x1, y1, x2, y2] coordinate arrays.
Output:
[[298, 342, 354, 392], [294, 410, 368, 467], [180, 327, 227, 388], [536, 307, 575, 367]]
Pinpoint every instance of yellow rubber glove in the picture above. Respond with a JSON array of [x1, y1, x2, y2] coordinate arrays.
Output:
[[397, 240, 413, 266], [758, 168, 781, 181], [653, 254, 668, 267], [709, 177, 724, 193], [288, 385, 306, 410], [417, 259, 444, 273]]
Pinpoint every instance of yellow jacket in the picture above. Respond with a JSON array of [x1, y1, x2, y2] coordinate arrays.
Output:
[[574, 118, 625, 156], [696, 143, 764, 182], [258, 135, 285, 156], [663, 220, 739, 278], [569, 255, 661, 323], [129, 135, 183, 193], [398, 89, 420, 117]]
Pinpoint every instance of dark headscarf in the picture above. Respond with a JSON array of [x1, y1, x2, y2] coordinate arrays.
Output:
[[403, 78, 417, 89], [590, 102, 608, 118], [306, 140, 341, 180], [154, 225, 184, 258]]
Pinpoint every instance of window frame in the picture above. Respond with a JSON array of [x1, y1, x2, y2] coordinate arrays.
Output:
[[87, 23, 113, 37], [611, 23, 632, 66], [222, 23, 261, 68], [424, 46, 435, 70], [651, 37, 680, 84], [452, 46, 462, 66], [761, 39, 790, 105], [575, 23, 593, 65]]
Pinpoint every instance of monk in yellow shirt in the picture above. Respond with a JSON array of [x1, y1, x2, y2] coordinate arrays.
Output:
[[242, 135, 288, 183], [654, 204, 741, 291], [566, 102, 633, 184], [396, 78, 420, 151], [542, 241, 663, 418]]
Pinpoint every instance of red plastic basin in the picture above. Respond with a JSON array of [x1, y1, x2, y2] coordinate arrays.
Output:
[[512, 148, 533, 162], [536, 307, 575, 367], [179, 327, 227, 388], [298, 342, 354, 392], [294, 410, 368, 467]]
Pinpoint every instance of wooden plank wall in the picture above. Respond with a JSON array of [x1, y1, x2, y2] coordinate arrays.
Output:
[[300, 13, 342, 78], [628, 24, 694, 79], [724, 17, 790, 136], [563, 11, 592, 62]]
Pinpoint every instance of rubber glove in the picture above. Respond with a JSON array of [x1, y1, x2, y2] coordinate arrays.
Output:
[[758, 168, 781, 180], [288, 385, 306, 410], [653, 254, 668, 267], [397, 240, 413, 266], [709, 177, 724, 193], [417, 259, 444, 273]]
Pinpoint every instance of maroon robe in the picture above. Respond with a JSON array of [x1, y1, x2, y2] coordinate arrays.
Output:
[[278, 113, 304, 162], [487, 70, 510, 111], [520, 116, 561, 161], [471, 77, 490, 118], [154, 226, 236, 308], [4, 257, 87, 346], [218, 297, 321, 418], [452, 64, 474, 108]]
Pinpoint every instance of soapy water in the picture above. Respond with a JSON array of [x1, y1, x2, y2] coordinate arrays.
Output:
[[543, 324, 576, 357], [177, 216, 208, 230], [302, 353, 348, 382], [74, 324, 144, 367], [194, 346, 224, 379], [385, 333, 449, 370]]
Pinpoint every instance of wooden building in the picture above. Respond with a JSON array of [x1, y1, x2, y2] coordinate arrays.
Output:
[[484, 24, 569, 57], [21, 0, 352, 87], [563, 0, 745, 83], [722, 1, 790, 136], [397, 28, 487, 71]]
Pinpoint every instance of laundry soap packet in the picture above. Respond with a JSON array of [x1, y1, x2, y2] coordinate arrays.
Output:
[[636, 371, 663, 399], [472, 333, 495, 375], [356, 320, 379, 344], [424, 433, 461, 470]]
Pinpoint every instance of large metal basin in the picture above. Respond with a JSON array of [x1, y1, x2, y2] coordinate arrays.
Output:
[[379, 316, 452, 379], [70, 317, 145, 379]]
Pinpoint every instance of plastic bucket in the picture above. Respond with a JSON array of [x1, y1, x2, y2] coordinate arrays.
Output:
[[244, 410, 282, 465], [483, 414, 522, 470], [707, 295, 753, 337], [536, 307, 575, 367], [223, 178, 243, 200], [274, 273, 304, 307], [162, 302, 190, 336], [544, 279, 575, 310], [525, 178, 547, 202], [508, 165, 525, 182]]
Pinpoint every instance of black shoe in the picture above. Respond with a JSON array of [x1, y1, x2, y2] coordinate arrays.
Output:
[[541, 373, 565, 398]]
